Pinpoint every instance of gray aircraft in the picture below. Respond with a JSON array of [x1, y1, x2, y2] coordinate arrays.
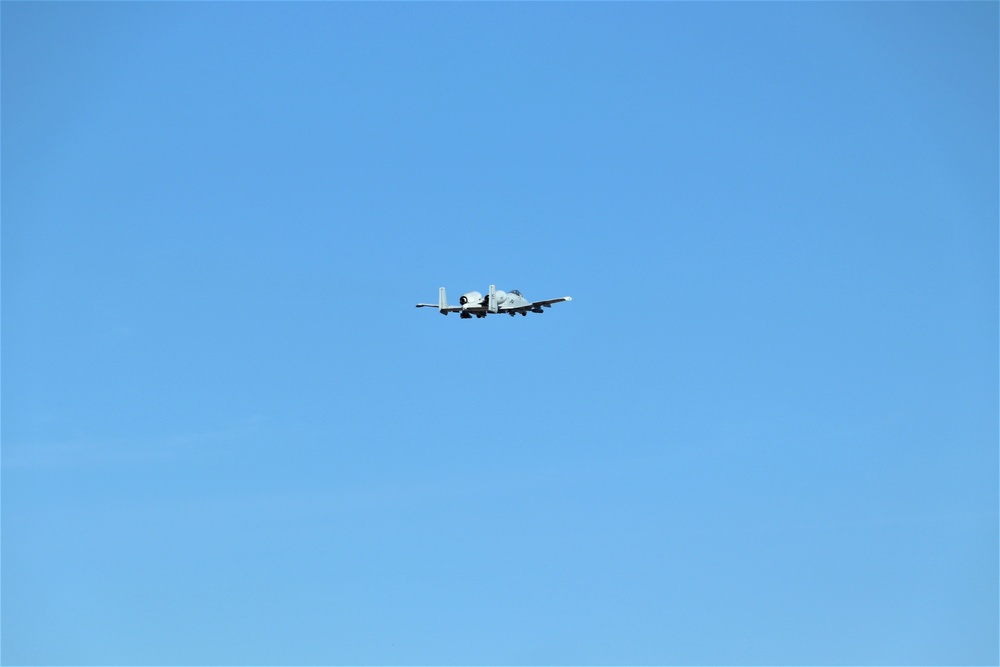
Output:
[[416, 285, 572, 318]]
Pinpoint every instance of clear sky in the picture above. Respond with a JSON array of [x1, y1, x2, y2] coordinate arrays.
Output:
[[2, 2, 997, 665]]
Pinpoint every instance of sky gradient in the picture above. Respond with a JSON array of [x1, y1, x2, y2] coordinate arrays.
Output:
[[3, 3, 998, 665]]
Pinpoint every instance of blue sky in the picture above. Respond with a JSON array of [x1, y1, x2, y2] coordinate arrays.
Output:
[[2, 3, 997, 665]]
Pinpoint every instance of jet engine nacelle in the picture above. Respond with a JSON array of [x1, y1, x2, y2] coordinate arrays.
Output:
[[459, 291, 483, 307]]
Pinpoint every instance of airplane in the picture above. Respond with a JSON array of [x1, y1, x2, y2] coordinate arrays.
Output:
[[416, 285, 572, 318]]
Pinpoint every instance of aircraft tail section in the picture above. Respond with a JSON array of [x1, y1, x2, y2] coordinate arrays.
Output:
[[439, 287, 448, 313], [488, 284, 498, 313]]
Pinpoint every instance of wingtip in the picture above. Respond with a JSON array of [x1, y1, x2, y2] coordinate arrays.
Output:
[[565, 296, 573, 301]]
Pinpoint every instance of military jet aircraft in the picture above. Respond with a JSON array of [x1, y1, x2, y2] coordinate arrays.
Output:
[[416, 285, 572, 318]]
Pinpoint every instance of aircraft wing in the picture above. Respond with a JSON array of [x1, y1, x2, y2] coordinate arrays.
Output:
[[532, 296, 573, 308], [415, 303, 464, 312], [500, 296, 573, 314]]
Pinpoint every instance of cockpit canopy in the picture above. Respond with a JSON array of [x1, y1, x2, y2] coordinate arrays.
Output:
[[509, 289, 522, 297]]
